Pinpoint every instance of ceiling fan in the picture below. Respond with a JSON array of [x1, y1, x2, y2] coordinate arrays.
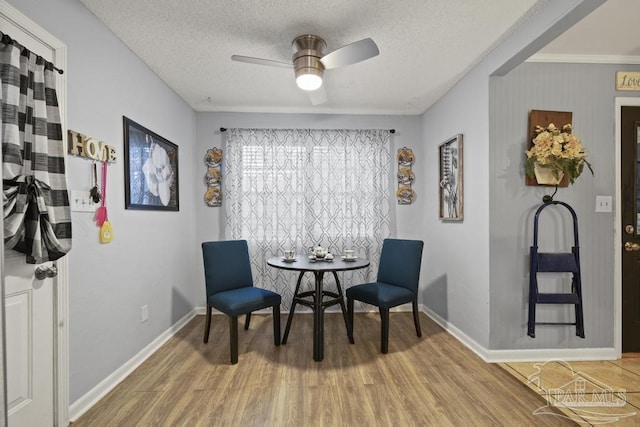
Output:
[[231, 34, 379, 105]]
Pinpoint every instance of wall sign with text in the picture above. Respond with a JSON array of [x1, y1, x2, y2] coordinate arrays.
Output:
[[616, 71, 640, 91], [68, 129, 116, 163]]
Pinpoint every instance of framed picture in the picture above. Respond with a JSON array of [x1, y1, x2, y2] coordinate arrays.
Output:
[[123, 116, 179, 211], [439, 134, 463, 221]]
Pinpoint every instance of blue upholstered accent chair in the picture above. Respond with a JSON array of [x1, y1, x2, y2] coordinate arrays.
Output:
[[202, 240, 281, 364], [346, 238, 424, 353]]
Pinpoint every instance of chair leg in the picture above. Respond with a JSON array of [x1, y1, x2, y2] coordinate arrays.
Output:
[[347, 298, 355, 344], [273, 305, 281, 346], [203, 305, 212, 343], [229, 315, 239, 364], [412, 300, 422, 337], [244, 312, 251, 330], [379, 307, 389, 354]]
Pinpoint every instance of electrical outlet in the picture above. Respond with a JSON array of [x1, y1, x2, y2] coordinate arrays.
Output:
[[70, 190, 99, 212], [595, 195, 612, 213], [141, 304, 149, 323]]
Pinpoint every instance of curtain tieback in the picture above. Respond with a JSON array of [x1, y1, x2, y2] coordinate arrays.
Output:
[[3, 175, 51, 215]]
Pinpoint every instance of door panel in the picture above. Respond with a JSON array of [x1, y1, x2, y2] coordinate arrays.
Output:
[[621, 106, 640, 352], [1, 3, 61, 425], [4, 254, 55, 425], [5, 291, 30, 412]]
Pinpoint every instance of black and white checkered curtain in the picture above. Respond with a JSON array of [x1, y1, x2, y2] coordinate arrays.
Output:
[[1, 35, 71, 263]]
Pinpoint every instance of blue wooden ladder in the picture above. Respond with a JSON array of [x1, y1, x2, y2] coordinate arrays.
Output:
[[527, 201, 585, 338]]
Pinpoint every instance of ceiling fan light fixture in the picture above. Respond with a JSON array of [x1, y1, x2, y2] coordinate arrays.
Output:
[[232, 33, 378, 102], [295, 68, 323, 91], [292, 35, 326, 92]]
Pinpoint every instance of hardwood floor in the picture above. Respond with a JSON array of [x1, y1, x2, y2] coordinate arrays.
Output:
[[72, 312, 574, 426]]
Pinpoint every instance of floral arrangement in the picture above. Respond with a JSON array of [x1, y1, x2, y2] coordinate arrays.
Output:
[[525, 123, 593, 184]]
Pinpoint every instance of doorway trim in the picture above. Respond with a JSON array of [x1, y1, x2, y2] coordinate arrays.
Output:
[[0, 1, 69, 425], [614, 97, 640, 358]]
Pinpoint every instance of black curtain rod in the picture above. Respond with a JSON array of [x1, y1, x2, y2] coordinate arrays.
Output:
[[220, 127, 395, 133], [1, 31, 64, 75]]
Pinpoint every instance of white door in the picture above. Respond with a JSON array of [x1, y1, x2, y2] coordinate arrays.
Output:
[[5, 255, 55, 426], [1, 2, 68, 426]]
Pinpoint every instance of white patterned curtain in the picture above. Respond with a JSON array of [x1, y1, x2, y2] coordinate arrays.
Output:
[[224, 128, 393, 309], [1, 34, 71, 263]]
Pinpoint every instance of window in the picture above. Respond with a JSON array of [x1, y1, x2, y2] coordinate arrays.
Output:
[[224, 128, 393, 306]]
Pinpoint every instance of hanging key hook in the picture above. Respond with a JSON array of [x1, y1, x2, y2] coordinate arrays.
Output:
[[89, 162, 102, 203]]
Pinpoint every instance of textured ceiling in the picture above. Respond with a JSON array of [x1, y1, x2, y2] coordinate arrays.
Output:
[[79, 0, 546, 115], [79, 0, 636, 116], [533, 0, 640, 60]]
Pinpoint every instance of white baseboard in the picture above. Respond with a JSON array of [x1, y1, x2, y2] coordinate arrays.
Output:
[[420, 304, 490, 361], [68, 309, 199, 422], [485, 347, 618, 363], [419, 304, 618, 363]]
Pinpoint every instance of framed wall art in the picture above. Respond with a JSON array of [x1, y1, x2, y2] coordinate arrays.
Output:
[[123, 116, 179, 211], [439, 134, 463, 221]]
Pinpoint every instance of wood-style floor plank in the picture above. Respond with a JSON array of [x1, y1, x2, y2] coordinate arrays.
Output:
[[72, 313, 574, 426]]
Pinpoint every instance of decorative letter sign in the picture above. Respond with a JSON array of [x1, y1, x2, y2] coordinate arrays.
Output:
[[616, 71, 640, 91], [68, 129, 116, 163]]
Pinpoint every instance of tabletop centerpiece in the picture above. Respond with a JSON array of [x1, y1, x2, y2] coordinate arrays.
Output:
[[525, 123, 593, 185], [308, 244, 334, 262]]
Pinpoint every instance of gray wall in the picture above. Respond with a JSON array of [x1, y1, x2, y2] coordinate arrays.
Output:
[[489, 61, 639, 349], [421, 65, 493, 348], [9, 0, 200, 403], [419, 0, 602, 350]]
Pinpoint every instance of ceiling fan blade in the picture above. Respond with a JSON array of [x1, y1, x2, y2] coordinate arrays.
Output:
[[308, 85, 327, 106], [320, 38, 379, 70], [231, 55, 293, 69]]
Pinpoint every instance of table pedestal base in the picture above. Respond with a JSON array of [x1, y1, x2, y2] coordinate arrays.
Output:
[[282, 270, 354, 361]]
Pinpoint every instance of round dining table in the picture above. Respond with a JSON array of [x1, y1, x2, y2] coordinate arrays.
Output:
[[267, 255, 370, 361]]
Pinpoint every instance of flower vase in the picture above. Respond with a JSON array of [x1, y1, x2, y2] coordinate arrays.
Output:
[[534, 163, 564, 185]]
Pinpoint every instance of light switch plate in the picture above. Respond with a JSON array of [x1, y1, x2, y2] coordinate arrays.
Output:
[[70, 190, 99, 212], [595, 195, 612, 213]]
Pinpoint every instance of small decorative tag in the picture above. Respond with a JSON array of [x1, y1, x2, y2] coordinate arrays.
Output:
[[100, 220, 113, 243]]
